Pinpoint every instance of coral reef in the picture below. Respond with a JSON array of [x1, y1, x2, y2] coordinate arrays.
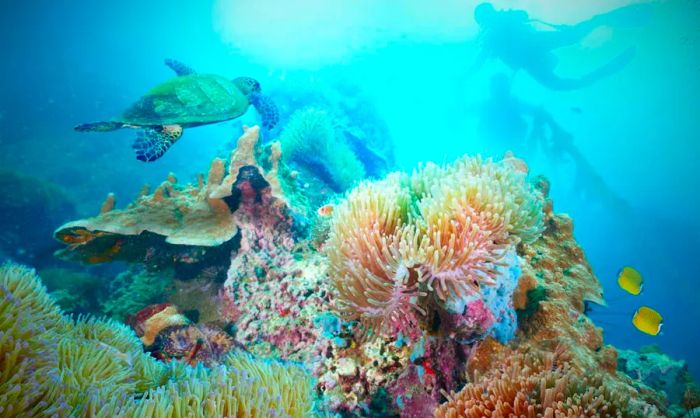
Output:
[[101, 267, 176, 321], [45, 124, 696, 418], [269, 76, 395, 177], [444, 176, 669, 417], [38, 266, 106, 315], [0, 169, 76, 267], [618, 345, 700, 415], [0, 263, 317, 417]]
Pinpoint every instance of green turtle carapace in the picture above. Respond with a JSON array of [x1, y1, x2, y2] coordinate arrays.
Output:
[[75, 59, 279, 162]]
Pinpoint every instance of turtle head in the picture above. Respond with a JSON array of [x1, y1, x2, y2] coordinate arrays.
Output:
[[232, 77, 262, 96]]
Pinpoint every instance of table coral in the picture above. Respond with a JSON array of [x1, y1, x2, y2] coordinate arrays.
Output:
[[53, 126, 286, 268]]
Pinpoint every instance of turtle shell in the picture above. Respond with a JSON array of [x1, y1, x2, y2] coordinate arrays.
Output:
[[120, 74, 250, 127]]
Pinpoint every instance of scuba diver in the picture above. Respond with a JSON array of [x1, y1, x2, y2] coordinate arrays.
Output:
[[470, 2, 648, 90], [474, 73, 538, 156], [473, 73, 630, 213]]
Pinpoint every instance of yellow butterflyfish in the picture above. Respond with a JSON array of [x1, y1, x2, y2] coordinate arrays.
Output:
[[632, 306, 663, 336], [617, 266, 643, 295]]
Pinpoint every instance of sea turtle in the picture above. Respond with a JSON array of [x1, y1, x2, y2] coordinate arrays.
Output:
[[75, 59, 279, 162]]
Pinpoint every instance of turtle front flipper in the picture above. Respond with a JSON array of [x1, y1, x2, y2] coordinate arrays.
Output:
[[75, 121, 125, 132], [164, 59, 196, 76], [132, 125, 183, 162], [248, 92, 279, 130]]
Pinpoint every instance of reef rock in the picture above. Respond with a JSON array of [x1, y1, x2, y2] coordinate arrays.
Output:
[[0, 170, 76, 267]]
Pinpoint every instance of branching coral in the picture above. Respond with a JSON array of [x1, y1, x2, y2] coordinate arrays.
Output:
[[325, 155, 544, 338], [435, 347, 650, 418], [0, 262, 317, 418]]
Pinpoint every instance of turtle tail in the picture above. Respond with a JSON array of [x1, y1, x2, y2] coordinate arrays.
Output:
[[74, 121, 125, 132], [249, 92, 279, 130], [132, 127, 182, 162]]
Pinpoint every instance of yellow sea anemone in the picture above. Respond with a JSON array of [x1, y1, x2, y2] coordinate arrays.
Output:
[[0, 263, 317, 417]]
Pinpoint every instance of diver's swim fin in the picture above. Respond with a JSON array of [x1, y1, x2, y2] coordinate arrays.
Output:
[[249, 92, 279, 130], [591, 3, 653, 29], [530, 46, 635, 90], [74, 121, 125, 132], [132, 128, 181, 162], [583, 46, 636, 84]]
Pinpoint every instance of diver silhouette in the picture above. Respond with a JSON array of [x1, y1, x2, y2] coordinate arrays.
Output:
[[475, 73, 537, 155], [470, 2, 647, 90], [473, 73, 630, 213]]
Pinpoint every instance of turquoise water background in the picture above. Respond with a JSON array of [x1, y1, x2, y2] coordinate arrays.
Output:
[[1, 0, 698, 378]]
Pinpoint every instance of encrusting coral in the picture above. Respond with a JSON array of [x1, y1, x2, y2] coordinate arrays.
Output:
[[0, 262, 317, 417], [325, 154, 544, 339]]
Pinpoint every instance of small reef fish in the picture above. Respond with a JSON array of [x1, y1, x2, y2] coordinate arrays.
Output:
[[617, 266, 643, 295], [96, 341, 133, 366], [317, 204, 335, 217], [632, 306, 663, 336]]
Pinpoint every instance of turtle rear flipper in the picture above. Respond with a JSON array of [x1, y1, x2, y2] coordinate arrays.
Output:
[[132, 127, 182, 162], [249, 92, 279, 130], [164, 59, 196, 76], [75, 121, 125, 132]]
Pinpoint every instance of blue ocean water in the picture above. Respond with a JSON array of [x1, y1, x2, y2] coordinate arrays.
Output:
[[1, 0, 698, 391]]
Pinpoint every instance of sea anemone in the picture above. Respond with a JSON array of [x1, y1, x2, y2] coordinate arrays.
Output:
[[325, 175, 425, 337], [325, 155, 544, 338], [0, 263, 317, 417], [435, 347, 645, 418]]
